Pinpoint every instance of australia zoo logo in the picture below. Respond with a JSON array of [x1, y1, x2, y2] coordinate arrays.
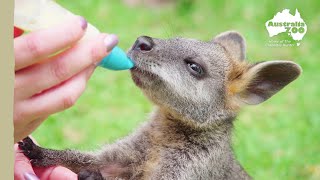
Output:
[[265, 9, 307, 47]]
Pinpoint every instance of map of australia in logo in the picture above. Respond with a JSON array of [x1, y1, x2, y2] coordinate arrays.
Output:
[[266, 9, 307, 46]]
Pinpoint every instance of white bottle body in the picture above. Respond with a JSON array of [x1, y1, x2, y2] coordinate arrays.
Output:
[[14, 0, 100, 42]]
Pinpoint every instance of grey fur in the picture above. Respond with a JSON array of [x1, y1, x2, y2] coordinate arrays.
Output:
[[19, 31, 301, 180]]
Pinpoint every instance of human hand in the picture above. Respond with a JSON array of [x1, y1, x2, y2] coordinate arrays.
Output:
[[14, 138, 77, 180], [14, 16, 119, 143]]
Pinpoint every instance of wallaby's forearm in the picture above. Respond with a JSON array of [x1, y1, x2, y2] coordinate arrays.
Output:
[[19, 136, 147, 174], [19, 137, 101, 173], [37, 148, 99, 173]]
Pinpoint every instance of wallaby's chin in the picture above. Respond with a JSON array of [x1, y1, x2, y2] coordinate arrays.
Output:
[[130, 66, 159, 88]]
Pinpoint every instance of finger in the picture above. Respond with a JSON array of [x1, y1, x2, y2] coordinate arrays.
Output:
[[34, 166, 77, 180], [14, 65, 95, 125], [14, 16, 87, 71], [14, 116, 47, 143], [15, 33, 116, 100], [14, 144, 38, 180]]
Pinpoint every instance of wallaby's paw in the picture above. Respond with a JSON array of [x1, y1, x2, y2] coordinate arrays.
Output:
[[78, 170, 105, 180], [18, 136, 44, 167]]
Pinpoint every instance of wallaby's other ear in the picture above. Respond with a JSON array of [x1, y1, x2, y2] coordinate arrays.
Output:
[[213, 31, 246, 61], [236, 61, 302, 105]]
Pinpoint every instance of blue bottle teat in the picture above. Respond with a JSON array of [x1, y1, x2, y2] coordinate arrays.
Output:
[[98, 46, 134, 70]]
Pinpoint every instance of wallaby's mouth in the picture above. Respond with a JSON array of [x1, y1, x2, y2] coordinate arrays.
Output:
[[127, 49, 154, 76], [127, 35, 161, 88], [128, 52, 160, 88], [128, 48, 159, 81], [131, 66, 156, 76], [130, 66, 159, 88]]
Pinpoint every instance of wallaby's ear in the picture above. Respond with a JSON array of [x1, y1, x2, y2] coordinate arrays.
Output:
[[235, 61, 302, 105], [213, 31, 246, 61]]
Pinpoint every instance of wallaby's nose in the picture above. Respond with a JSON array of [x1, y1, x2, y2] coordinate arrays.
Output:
[[132, 36, 154, 52]]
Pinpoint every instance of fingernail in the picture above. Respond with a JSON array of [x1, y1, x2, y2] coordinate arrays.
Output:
[[24, 172, 40, 180], [104, 34, 119, 52], [78, 16, 87, 30]]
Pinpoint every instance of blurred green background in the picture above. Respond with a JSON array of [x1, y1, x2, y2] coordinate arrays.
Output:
[[32, 0, 320, 179]]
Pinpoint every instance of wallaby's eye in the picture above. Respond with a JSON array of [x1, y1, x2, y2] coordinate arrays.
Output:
[[188, 63, 203, 74], [185, 59, 204, 77]]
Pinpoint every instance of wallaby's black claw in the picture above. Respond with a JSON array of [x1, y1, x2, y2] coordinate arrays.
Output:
[[25, 150, 31, 156], [23, 136, 33, 143], [18, 141, 24, 146], [19, 137, 34, 149], [30, 159, 37, 163], [18, 136, 44, 165], [78, 170, 104, 180]]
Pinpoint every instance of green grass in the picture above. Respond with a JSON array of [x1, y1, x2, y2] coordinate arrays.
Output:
[[32, 0, 320, 179]]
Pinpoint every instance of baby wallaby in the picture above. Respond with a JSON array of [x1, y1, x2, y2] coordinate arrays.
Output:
[[19, 31, 301, 180]]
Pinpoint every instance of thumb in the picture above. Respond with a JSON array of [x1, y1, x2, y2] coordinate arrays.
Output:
[[34, 166, 77, 180]]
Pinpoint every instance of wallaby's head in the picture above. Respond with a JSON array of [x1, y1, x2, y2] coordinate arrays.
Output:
[[128, 31, 301, 127]]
